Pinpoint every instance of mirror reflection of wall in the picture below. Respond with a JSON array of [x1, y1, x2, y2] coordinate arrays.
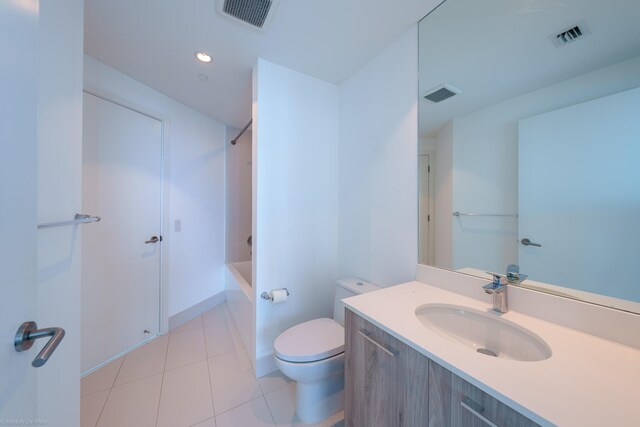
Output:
[[418, 0, 640, 312]]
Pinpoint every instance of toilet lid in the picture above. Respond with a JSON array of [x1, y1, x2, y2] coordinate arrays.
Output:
[[274, 318, 345, 363]]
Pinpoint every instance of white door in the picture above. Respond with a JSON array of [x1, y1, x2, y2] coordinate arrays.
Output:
[[418, 154, 431, 264], [81, 92, 163, 373], [518, 87, 640, 301], [0, 0, 40, 421]]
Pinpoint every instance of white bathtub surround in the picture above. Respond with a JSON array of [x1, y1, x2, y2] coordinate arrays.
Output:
[[226, 262, 255, 371], [230, 261, 252, 288], [343, 274, 640, 426]]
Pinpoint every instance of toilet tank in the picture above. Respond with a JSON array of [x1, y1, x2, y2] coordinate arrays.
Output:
[[333, 278, 381, 326]]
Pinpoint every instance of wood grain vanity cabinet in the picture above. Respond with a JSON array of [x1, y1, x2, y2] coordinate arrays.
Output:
[[345, 309, 541, 427], [345, 307, 429, 426]]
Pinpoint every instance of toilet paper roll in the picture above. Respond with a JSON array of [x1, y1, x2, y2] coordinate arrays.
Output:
[[271, 289, 288, 304]]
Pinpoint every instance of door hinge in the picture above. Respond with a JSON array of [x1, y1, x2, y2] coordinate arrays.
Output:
[[428, 215, 431, 222], [428, 165, 431, 173]]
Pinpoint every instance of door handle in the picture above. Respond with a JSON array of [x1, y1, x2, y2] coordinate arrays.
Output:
[[521, 238, 542, 247], [15, 321, 65, 367], [145, 235, 162, 244]]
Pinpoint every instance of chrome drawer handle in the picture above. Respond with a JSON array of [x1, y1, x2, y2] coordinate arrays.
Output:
[[15, 321, 66, 367], [461, 397, 499, 427], [358, 329, 398, 357]]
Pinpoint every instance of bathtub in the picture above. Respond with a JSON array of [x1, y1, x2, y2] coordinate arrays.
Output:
[[225, 261, 254, 365]]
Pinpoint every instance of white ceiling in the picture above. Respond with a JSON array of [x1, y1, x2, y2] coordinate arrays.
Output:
[[418, 0, 640, 138], [84, 0, 441, 129]]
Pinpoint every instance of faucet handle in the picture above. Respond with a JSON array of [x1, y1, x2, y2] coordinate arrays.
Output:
[[506, 264, 528, 285], [485, 272, 507, 286]]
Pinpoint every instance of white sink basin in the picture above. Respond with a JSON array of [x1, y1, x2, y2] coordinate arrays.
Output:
[[415, 304, 552, 362]]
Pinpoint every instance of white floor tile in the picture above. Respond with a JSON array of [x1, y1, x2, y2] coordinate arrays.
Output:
[[171, 315, 204, 334], [202, 304, 229, 326], [81, 358, 123, 396], [80, 389, 109, 427], [114, 335, 168, 386], [191, 417, 216, 427], [215, 397, 275, 427], [165, 327, 207, 371], [97, 374, 162, 427], [204, 321, 237, 358], [157, 360, 214, 427], [258, 370, 293, 395], [209, 351, 262, 415], [264, 383, 340, 427]]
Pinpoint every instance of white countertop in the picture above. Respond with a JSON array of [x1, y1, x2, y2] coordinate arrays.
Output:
[[343, 280, 640, 427]]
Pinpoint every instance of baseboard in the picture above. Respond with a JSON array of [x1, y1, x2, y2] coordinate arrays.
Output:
[[169, 290, 226, 331], [255, 352, 278, 378]]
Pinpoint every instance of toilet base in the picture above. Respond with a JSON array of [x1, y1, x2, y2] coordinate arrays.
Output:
[[295, 372, 344, 424], [274, 351, 346, 424]]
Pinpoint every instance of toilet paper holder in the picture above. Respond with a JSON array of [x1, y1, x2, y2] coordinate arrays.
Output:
[[261, 288, 290, 302]]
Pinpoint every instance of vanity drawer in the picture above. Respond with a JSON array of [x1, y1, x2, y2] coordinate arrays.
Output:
[[450, 370, 541, 427], [345, 309, 429, 427]]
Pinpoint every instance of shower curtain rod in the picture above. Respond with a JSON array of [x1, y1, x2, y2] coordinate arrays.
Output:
[[230, 119, 252, 145]]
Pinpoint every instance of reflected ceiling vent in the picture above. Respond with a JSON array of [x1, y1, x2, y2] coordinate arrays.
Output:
[[217, 0, 280, 30], [422, 83, 462, 104], [550, 20, 591, 48]]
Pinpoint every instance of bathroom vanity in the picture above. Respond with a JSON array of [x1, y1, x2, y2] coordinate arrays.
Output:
[[345, 309, 539, 426], [343, 278, 640, 426]]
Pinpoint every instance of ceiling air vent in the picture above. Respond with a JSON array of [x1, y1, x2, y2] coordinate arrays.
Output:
[[550, 20, 591, 48], [422, 84, 462, 104], [217, 0, 280, 30]]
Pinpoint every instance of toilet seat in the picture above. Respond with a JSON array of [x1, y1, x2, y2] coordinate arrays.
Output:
[[274, 318, 344, 363]]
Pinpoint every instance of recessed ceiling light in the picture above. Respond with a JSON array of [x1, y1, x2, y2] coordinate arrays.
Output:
[[195, 51, 212, 63], [197, 74, 209, 81]]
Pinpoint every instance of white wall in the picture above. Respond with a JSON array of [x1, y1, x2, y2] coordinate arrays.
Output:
[[84, 56, 226, 318], [444, 55, 640, 273], [253, 59, 340, 375], [37, 1, 84, 425], [419, 136, 436, 154], [338, 26, 418, 286], [225, 127, 252, 263]]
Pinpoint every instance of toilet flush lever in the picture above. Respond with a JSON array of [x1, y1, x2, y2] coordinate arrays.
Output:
[[15, 321, 65, 367]]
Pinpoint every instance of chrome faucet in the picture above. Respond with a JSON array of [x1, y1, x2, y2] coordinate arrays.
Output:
[[483, 273, 509, 313], [506, 263, 528, 285]]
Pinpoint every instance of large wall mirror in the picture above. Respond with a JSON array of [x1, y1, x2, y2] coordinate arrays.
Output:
[[418, 0, 640, 313]]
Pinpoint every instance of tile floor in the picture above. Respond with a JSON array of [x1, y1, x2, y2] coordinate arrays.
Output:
[[81, 303, 345, 427]]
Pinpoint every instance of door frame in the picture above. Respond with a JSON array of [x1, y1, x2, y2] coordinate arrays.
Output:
[[418, 149, 436, 266], [82, 87, 171, 337]]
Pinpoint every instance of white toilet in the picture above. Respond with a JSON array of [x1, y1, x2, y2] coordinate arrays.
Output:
[[273, 278, 380, 424]]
